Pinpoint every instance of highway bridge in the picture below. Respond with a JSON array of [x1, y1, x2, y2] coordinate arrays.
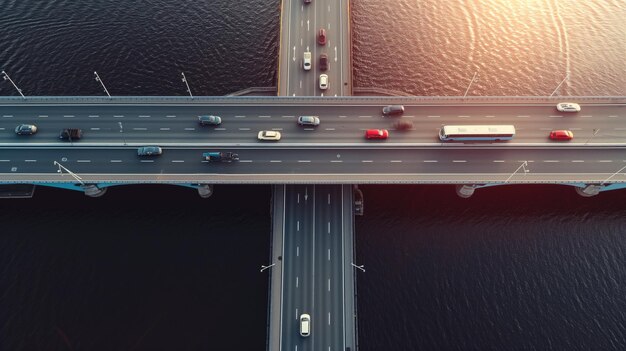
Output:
[[1, 0, 625, 350]]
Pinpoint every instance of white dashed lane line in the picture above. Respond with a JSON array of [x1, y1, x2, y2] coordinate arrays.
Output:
[[423, 160, 438, 163], [239, 128, 251, 131], [160, 128, 170, 131], [133, 128, 147, 131], [140, 160, 154, 163], [493, 160, 505, 163], [77, 160, 91, 163], [25, 160, 37, 162], [110, 160, 122, 163], [166, 115, 176, 118], [453, 160, 467, 163], [138, 115, 150, 118], [90, 128, 100, 130], [88, 115, 99, 118], [113, 115, 124, 118], [171, 160, 184, 163]]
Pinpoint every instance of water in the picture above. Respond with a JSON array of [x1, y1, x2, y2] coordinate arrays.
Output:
[[1, 0, 626, 350]]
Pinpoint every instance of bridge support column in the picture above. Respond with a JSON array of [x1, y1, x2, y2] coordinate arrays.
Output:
[[575, 184, 602, 197], [197, 184, 213, 198], [456, 184, 477, 198], [82, 184, 107, 197]]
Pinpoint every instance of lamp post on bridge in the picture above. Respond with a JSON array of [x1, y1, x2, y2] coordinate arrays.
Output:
[[260, 263, 276, 273], [351, 263, 365, 273], [94, 71, 112, 99], [53, 161, 85, 186], [550, 75, 569, 96], [463, 71, 479, 98], [1, 70, 26, 99], [584, 128, 600, 145], [600, 164, 626, 187], [181, 72, 193, 99], [504, 161, 530, 184]]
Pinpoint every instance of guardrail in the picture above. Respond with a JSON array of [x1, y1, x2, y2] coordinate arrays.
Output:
[[0, 95, 624, 105]]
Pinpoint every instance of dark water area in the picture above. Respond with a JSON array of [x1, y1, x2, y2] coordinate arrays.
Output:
[[1, 0, 626, 350], [0, 185, 271, 350], [355, 185, 626, 350]]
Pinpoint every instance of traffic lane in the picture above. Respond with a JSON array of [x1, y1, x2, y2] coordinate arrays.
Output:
[[4, 147, 625, 175], [282, 185, 310, 351], [313, 185, 344, 350]]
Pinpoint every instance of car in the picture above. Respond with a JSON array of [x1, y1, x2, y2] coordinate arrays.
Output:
[[298, 116, 320, 126], [319, 54, 328, 71], [137, 146, 163, 156], [549, 130, 574, 141], [15, 124, 38, 135], [59, 128, 83, 140], [198, 115, 222, 125], [258, 130, 281, 141], [300, 314, 311, 337], [365, 129, 389, 139], [556, 103, 581, 113], [318, 28, 327, 45], [392, 120, 413, 130], [303, 51, 312, 71], [382, 105, 405, 116], [202, 152, 239, 162], [319, 74, 328, 90]]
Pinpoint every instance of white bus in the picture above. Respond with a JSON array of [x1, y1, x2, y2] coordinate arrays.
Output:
[[439, 125, 516, 141]]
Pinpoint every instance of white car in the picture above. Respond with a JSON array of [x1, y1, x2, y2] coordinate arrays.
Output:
[[556, 102, 581, 113], [303, 51, 312, 71], [258, 130, 282, 141], [319, 74, 328, 90], [300, 314, 311, 337]]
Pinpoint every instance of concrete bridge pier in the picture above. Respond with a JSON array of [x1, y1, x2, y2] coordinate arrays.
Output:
[[575, 184, 602, 197], [82, 184, 107, 197], [196, 184, 213, 198], [456, 184, 478, 198]]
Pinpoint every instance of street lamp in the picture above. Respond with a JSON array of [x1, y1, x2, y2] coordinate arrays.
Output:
[[600, 164, 626, 186], [550, 75, 569, 96], [260, 263, 275, 272], [584, 128, 600, 145], [94, 71, 112, 99], [504, 161, 529, 183], [463, 71, 479, 98], [118, 121, 126, 145], [54, 161, 85, 186], [351, 263, 365, 273], [181, 72, 193, 99], [1, 70, 26, 99]]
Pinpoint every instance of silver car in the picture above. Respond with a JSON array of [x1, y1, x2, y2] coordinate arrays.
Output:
[[298, 116, 320, 126], [198, 115, 222, 125]]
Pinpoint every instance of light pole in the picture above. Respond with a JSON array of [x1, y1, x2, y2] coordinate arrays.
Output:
[[600, 164, 626, 186], [118, 121, 126, 145], [584, 128, 600, 145], [504, 161, 529, 183], [550, 75, 569, 96], [94, 71, 112, 99], [1, 70, 26, 99], [463, 71, 479, 98], [54, 161, 85, 186], [260, 263, 275, 272], [181, 72, 193, 99], [351, 263, 365, 273]]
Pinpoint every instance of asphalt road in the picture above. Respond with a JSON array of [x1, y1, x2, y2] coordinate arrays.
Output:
[[1, 103, 624, 145], [281, 185, 345, 351]]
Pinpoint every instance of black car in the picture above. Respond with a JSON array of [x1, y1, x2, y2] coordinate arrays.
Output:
[[59, 128, 83, 140], [15, 124, 38, 135], [319, 54, 328, 71], [198, 115, 222, 125]]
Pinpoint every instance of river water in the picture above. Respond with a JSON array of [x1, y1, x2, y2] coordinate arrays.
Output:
[[0, 0, 625, 350]]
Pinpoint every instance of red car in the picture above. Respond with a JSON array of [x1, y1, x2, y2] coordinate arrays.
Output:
[[549, 130, 573, 141], [365, 129, 389, 140], [318, 28, 327, 45], [319, 54, 328, 71]]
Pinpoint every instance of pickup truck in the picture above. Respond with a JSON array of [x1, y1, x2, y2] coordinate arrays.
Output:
[[59, 128, 83, 140], [202, 152, 240, 162]]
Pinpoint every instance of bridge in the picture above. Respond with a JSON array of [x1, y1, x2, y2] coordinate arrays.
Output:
[[1, 0, 625, 350]]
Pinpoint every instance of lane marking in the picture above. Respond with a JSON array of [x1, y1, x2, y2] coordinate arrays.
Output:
[[2, 115, 14, 118], [166, 115, 176, 118], [133, 128, 147, 131], [298, 160, 311, 163], [493, 160, 505, 163], [361, 160, 373, 163], [138, 115, 150, 118], [214, 128, 226, 131], [485, 115, 496, 118], [113, 115, 124, 118], [25, 159, 37, 162], [38, 115, 48, 118], [171, 160, 184, 163], [427, 115, 440, 118], [239, 127, 250, 131], [160, 128, 171, 131], [234, 115, 246, 118], [453, 160, 467, 163], [423, 160, 438, 163], [580, 115, 593, 118], [270, 160, 282, 163], [325, 128, 335, 131], [458, 115, 470, 118], [90, 127, 100, 130], [543, 160, 559, 163], [339, 115, 347, 118], [390, 160, 402, 163], [272, 128, 283, 131], [358, 115, 372, 118], [330, 160, 343, 163], [140, 160, 154, 163], [110, 160, 122, 163], [63, 115, 75, 118], [571, 160, 584, 163], [259, 115, 271, 118], [598, 160, 613, 163], [0, 160, 10, 162], [328, 249, 331, 261], [282, 115, 295, 118], [184, 127, 195, 131], [548, 115, 563, 118], [76, 160, 91, 163], [239, 160, 253, 163], [88, 115, 99, 118]]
